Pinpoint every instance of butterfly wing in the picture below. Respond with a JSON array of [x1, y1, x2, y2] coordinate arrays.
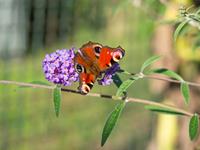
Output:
[[98, 46, 125, 72], [78, 73, 96, 94], [74, 52, 92, 72], [74, 41, 125, 94], [74, 51, 98, 94], [79, 41, 125, 72], [79, 41, 102, 63]]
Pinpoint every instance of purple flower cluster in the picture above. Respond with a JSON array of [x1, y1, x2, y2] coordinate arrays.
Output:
[[42, 47, 120, 88], [98, 63, 120, 86], [42, 48, 79, 86]]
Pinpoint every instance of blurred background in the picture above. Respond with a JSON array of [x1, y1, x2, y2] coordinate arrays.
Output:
[[0, 0, 200, 149]]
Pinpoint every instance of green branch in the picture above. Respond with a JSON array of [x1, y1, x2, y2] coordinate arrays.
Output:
[[0, 80, 194, 117]]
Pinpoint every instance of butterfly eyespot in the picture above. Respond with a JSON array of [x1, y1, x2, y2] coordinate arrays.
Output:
[[81, 84, 90, 94], [113, 51, 123, 62], [75, 64, 85, 73], [94, 45, 102, 57]]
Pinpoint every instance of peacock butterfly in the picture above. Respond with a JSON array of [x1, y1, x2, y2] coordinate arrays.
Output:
[[74, 41, 125, 94]]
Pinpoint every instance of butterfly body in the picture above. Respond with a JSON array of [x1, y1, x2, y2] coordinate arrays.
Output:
[[74, 41, 125, 94]]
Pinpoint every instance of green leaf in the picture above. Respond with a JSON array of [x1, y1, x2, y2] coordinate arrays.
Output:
[[174, 20, 189, 42], [189, 113, 199, 140], [53, 85, 61, 117], [116, 76, 139, 97], [196, 7, 200, 14], [151, 68, 190, 105], [181, 82, 190, 105], [145, 105, 186, 116], [140, 56, 161, 72], [112, 74, 123, 88], [101, 101, 126, 146], [150, 68, 184, 81], [117, 69, 135, 76]]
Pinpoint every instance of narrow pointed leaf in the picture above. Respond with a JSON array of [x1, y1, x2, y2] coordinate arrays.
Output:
[[116, 76, 139, 97], [53, 85, 61, 117], [101, 101, 126, 146], [189, 113, 199, 140], [181, 82, 190, 104], [174, 20, 189, 42], [151, 68, 190, 105], [196, 7, 200, 14], [140, 56, 161, 72], [145, 105, 186, 116], [117, 69, 134, 75], [112, 74, 123, 88], [150, 68, 184, 81]]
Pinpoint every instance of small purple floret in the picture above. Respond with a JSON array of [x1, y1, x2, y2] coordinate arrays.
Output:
[[98, 63, 120, 86], [42, 48, 78, 86]]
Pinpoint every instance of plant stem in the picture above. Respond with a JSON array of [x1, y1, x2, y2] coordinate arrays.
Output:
[[119, 70, 200, 87], [86, 91, 193, 117], [145, 74, 200, 87], [0, 80, 193, 117], [0, 80, 54, 89]]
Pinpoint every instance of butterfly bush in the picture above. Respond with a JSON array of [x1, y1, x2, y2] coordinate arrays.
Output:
[[98, 63, 120, 86], [42, 48, 79, 86], [42, 48, 120, 87]]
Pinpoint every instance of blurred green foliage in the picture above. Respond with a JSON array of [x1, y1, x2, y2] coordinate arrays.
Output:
[[0, 0, 165, 149]]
